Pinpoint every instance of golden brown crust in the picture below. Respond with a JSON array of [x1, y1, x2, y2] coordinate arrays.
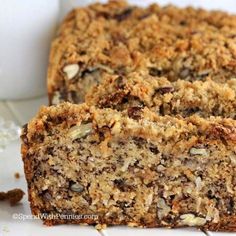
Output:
[[86, 73, 236, 118], [21, 102, 236, 143], [47, 1, 236, 105]]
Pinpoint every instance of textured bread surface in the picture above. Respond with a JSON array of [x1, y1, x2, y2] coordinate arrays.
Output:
[[86, 73, 236, 118], [47, 0, 236, 105], [21, 102, 236, 231]]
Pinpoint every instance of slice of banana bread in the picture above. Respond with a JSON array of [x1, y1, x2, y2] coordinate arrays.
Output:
[[48, 0, 236, 105], [86, 73, 236, 118], [21, 102, 236, 231]]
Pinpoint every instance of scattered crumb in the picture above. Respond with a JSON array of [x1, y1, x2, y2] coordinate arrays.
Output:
[[14, 172, 20, 179], [0, 192, 7, 200], [95, 224, 107, 230], [0, 188, 25, 206]]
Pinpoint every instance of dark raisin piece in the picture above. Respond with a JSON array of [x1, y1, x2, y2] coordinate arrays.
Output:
[[79, 50, 86, 55], [159, 104, 165, 116], [100, 91, 127, 108], [46, 146, 54, 156], [162, 215, 173, 224], [114, 179, 132, 192], [146, 182, 154, 188], [149, 144, 159, 154], [114, 179, 125, 191], [54, 115, 64, 125], [207, 190, 215, 199], [31, 133, 44, 143], [227, 197, 235, 214], [80, 69, 88, 78], [127, 106, 142, 120], [149, 67, 163, 76], [43, 121, 52, 133], [133, 159, 140, 167], [97, 126, 110, 141], [133, 137, 146, 148], [156, 87, 174, 95], [115, 76, 125, 89], [46, 115, 53, 122], [114, 8, 133, 21], [180, 20, 187, 25], [183, 107, 200, 116], [110, 92, 124, 104]]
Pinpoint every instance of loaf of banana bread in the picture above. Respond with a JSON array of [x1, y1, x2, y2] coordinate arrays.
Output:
[[21, 102, 236, 231], [47, 0, 236, 105]]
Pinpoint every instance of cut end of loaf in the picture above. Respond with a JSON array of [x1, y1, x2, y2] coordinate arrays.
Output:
[[21, 103, 236, 230]]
